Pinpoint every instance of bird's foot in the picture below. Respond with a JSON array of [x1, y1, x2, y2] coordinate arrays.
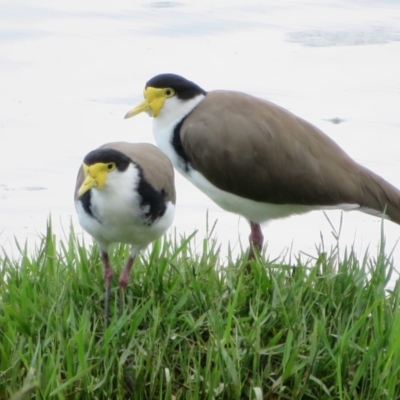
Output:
[[245, 222, 264, 273], [248, 222, 264, 260]]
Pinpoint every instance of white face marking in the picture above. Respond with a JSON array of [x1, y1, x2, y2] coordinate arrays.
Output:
[[75, 163, 175, 255]]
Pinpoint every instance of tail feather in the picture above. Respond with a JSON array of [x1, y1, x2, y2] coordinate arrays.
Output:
[[360, 168, 400, 225]]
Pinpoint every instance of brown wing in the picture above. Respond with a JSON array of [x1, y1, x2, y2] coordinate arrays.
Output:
[[181, 90, 400, 221]]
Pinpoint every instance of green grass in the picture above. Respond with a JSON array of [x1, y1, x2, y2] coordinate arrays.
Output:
[[1, 219, 400, 399]]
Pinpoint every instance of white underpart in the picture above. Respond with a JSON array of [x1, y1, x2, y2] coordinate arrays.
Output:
[[188, 170, 362, 223], [75, 163, 175, 255], [153, 95, 363, 224]]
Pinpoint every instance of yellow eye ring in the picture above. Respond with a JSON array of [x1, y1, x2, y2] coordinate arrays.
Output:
[[164, 88, 175, 97], [107, 163, 116, 172]]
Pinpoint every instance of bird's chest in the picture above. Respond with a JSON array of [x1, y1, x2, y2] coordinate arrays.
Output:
[[80, 190, 146, 248], [91, 187, 143, 226]]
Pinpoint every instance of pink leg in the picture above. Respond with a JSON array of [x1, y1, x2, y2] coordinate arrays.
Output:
[[101, 251, 113, 326], [248, 222, 264, 260], [118, 256, 135, 317]]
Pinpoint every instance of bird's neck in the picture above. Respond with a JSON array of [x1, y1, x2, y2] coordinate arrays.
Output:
[[154, 94, 205, 131], [152, 94, 205, 174]]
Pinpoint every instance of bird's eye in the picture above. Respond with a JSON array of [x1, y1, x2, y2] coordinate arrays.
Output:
[[164, 88, 175, 97], [107, 163, 116, 171]]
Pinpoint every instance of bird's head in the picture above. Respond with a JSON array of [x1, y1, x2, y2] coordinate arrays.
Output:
[[124, 73, 207, 119], [77, 148, 131, 198]]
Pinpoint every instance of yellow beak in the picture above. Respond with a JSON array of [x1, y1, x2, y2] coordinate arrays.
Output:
[[77, 163, 108, 198], [124, 87, 166, 119]]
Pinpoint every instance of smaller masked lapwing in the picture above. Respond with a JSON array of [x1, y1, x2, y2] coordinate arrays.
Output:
[[125, 73, 400, 259], [74, 141, 176, 324]]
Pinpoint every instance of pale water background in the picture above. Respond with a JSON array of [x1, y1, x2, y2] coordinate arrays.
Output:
[[1, 0, 400, 283]]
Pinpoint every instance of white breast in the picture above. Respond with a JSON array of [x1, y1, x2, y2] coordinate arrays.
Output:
[[75, 164, 175, 254]]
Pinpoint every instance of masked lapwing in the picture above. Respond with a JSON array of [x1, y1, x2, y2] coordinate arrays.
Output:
[[74, 141, 176, 324], [125, 73, 400, 259]]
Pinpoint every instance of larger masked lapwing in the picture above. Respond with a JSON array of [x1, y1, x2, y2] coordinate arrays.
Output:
[[125, 73, 400, 259], [74, 141, 176, 324]]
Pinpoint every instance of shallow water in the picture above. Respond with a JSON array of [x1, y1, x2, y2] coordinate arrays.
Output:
[[1, 0, 400, 284]]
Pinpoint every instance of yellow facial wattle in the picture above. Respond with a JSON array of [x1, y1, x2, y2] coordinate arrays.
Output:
[[77, 163, 110, 197], [124, 87, 175, 119]]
